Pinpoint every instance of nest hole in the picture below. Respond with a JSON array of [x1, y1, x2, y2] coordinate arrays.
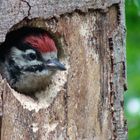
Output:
[[0, 18, 68, 108]]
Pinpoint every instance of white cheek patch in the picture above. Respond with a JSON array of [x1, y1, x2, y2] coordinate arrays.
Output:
[[25, 49, 36, 55], [42, 52, 57, 61], [11, 47, 42, 67], [11, 47, 23, 59]]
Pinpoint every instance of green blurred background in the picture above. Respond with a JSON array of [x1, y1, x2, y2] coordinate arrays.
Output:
[[125, 0, 140, 139]]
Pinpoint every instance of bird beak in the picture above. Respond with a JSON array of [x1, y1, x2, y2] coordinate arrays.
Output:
[[45, 59, 66, 71]]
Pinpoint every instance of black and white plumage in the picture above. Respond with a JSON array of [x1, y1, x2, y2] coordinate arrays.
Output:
[[0, 27, 66, 94]]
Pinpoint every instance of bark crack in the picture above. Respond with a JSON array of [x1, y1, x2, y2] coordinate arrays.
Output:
[[21, 0, 31, 17], [0, 80, 5, 139], [63, 82, 69, 139], [113, 61, 127, 91], [108, 37, 117, 140]]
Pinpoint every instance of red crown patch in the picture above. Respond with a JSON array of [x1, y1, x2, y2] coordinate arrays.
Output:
[[24, 34, 57, 53]]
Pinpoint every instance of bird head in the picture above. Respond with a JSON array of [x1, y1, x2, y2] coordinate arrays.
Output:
[[12, 30, 65, 73]]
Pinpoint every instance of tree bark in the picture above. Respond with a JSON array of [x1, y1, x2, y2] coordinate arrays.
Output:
[[0, 0, 127, 140]]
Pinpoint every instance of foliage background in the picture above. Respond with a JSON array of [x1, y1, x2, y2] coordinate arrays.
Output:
[[125, 0, 140, 139]]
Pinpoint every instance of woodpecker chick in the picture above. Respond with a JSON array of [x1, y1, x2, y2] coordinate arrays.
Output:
[[0, 27, 66, 94]]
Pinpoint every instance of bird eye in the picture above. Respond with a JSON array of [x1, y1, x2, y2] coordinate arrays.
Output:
[[27, 53, 37, 60]]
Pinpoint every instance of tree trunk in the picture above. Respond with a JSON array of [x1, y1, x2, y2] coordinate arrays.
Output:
[[0, 0, 127, 140]]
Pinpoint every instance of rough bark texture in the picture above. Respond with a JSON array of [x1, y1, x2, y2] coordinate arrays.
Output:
[[0, 0, 127, 140]]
